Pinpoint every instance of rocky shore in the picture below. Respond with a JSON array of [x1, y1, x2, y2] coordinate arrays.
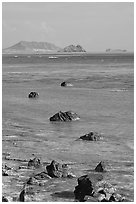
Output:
[[2, 155, 127, 202]]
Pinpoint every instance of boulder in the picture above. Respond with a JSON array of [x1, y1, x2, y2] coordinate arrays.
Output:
[[2, 170, 9, 176], [2, 196, 9, 202], [95, 161, 107, 172], [79, 131, 102, 141], [60, 81, 73, 87], [74, 174, 95, 201], [18, 189, 25, 202], [49, 111, 80, 122], [28, 157, 41, 168], [46, 160, 62, 178], [28, 92, 39, 99], [46, 160, 75, 178]]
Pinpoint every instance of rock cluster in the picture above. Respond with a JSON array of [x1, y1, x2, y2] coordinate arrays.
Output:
[[28, 92, 39, 98], [79, 131, 102, 141], [2, 164, 13, 176], [46, 160, 75, 178], [49, 111, 80, 122], [28, 157, 41, 168], [74, 173, 125, 202]]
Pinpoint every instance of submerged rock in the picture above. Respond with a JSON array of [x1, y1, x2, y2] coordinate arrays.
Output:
[[46, 160, 75, 178], [60, 81, 73, 87], [28, 157, 41, 168], [49, 111, 80, 122], [79, 131, 102, 141], [95, 161, 107, 172], [28, 92, 39, 99]]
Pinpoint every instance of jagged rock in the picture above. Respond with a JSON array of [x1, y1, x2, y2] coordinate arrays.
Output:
[[79, 131, 102, 141], [28, 157, 41, 168], [74, 174, 94, 201], [2, 170, 9, 176], [46, 160, 75, 178], [49, 111, 80, 122], [95, 161, 106, 172], [60, 81, 73, 87], [2, 196, 9, 202], [28, 92, 39, 99], [18, 189, 25, 202], [46, 160, 63, 178]]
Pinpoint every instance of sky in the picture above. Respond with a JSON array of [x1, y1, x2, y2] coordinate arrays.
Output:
[[2, 2, 134, 51]]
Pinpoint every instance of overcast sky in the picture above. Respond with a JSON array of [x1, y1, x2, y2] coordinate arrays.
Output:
[[2, 2, 134, 51]]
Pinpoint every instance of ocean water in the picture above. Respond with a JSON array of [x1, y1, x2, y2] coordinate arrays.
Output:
[[2, 53, 134, 201]]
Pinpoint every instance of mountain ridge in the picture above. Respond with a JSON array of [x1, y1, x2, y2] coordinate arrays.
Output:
[[2, 41, 86, 54], [3, 41, 61, 54]]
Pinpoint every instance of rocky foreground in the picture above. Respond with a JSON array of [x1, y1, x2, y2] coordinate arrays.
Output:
[[2, 156, 127, 202]]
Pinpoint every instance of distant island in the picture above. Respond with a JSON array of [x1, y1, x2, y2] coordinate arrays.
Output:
[[59, 44, 86, 52], [106, 48, 127, 53], [2, 41, 86, 54]]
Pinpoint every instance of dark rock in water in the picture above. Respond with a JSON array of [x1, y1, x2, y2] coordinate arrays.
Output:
[[95, 161, 106, 172], [2, 169, 9, 176], [46, 160, 75, 178], [28, 157, 41, 168], [61, 81, 67, 87], [74, 174, 94, 201], [49, 111, 80, 122], [79, 131, 102, 141], [28, 92, 39, 99], [46, 160, 63, 178], [60, 81, 73, 87], [18, 189, 25, 202], [2, 196, 9, 202]]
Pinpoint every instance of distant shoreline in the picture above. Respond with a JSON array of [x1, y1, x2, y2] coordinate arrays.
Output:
[[2, 52, 134, 56]]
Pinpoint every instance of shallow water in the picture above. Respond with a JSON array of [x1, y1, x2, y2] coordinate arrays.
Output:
[[2, 53, 134, 201]]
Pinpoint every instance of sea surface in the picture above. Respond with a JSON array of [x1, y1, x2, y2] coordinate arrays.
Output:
[[2, 53, 134, 201]]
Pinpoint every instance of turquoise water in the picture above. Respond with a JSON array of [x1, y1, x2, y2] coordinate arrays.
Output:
[[2, 53, 134, 201]]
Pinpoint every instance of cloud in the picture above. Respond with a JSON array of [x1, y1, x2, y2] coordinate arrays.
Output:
[[2, 21, 17, 32], [40, 21, 55, 34]]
